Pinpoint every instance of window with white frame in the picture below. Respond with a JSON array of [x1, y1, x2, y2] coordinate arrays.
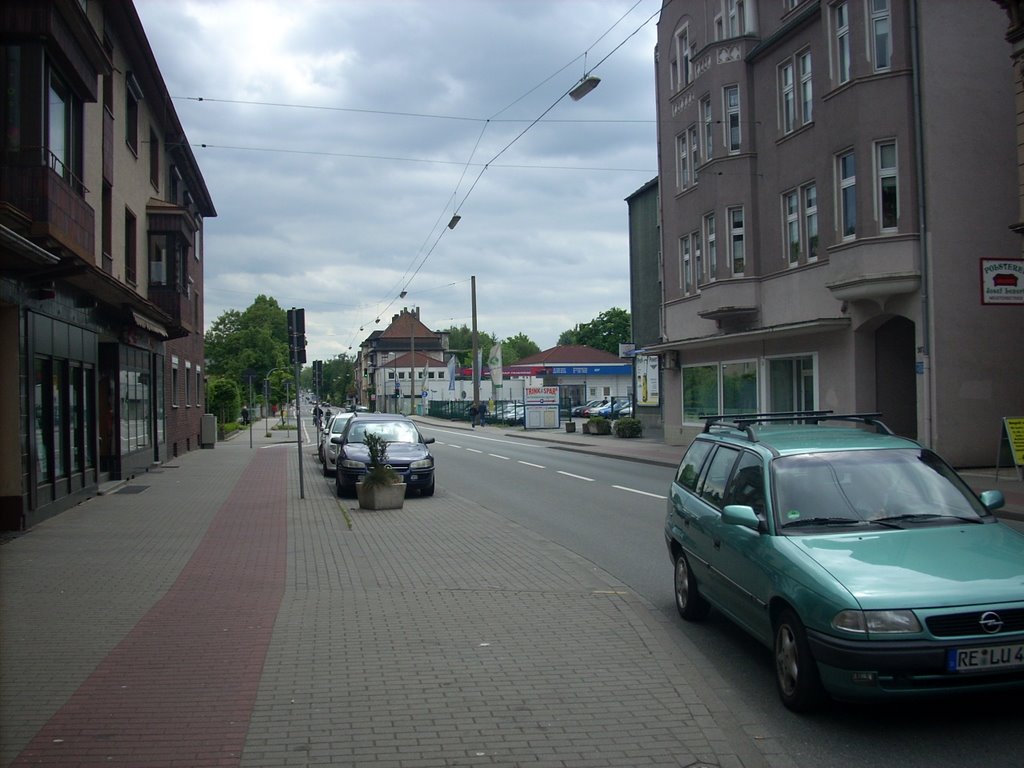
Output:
[[783, 190, 800, 264], [872, 0, 891, 71], [689, 125, 699, 184], [171, 356, 179, 407], [701, 96, 713, 161], [680, 235, 692, 294], [675, 25, 692, 89], [834, 2, 851, 84], [780, 61, 795, 134], [877, 140, 898, 231], [704, 212, 717, 281], [195, 365, 202, 407], [676, 132, 689, 190], [729, 206, 745, 275], [768, 355, 815, 412], [185, 361, 192, 407], [721, 360, 757, 414], [693, 229, 703, 288], [838, 150, 856, 239], [799, 51, 813, 123], [724, 85, 741, 152], [803, 183, 818, 260], [714, 13, 724, 41], [727, 0, 745, 37]]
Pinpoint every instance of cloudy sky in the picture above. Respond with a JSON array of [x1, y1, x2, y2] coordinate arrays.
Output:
[[136, 0, 661, 361]]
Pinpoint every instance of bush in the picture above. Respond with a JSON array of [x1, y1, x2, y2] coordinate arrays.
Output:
[[614, 417, 643, 438], [207, 377, 241, 425], [361, 432, 400, 489], [587, 415, 612, 435]]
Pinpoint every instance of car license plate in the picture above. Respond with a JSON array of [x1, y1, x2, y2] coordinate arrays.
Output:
[[947, 643, 1024, 672]]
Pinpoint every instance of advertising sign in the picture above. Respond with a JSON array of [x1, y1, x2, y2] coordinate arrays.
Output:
[[525, 386, 560, 429], [635, 354, 660, 407], [981, 259, 1024, 304]]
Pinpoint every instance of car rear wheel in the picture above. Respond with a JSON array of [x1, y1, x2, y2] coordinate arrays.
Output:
[[673, 551, 710, 621], [773, 608, 827, 712]]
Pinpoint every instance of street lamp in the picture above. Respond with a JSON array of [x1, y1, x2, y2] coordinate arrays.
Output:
[[569, 74, 600, 101]]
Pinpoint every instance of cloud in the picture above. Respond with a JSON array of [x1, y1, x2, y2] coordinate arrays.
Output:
[[136, 0, 659, 357]]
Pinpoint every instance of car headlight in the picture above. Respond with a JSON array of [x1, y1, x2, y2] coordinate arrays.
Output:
[[341, 459, 366, 469], [832, 609, 921, 634], [409, 458, 433, 469]]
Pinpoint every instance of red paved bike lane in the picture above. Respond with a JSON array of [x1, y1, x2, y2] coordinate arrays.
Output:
[[12, 448, 288, 767]]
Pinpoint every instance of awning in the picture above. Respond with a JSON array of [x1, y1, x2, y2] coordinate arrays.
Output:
[[129, 310, 169, 338]]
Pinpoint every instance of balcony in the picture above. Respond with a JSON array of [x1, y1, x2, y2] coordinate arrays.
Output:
[[825, 235, 920, 308], [0, 148, 94, 261]]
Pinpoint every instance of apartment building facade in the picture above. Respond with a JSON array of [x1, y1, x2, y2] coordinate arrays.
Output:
[[0, 0, 215, 529], [648, 0, 1023, 465]]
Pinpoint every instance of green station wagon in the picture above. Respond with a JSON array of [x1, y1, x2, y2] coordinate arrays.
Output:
[[664, 412, 1023, 712]]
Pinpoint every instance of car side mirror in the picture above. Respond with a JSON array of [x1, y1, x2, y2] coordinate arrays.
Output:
[[423, 437, 436, 444], [979, 490, 1005, 512], [330, 436, 342, 445], [722, 504, 762, 532]]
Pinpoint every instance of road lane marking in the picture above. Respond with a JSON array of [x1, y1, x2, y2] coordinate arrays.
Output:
[[489, 454, 511, 460], [466, 448, 483, 454], [518, 461, 545, 469], [558, 471, 595, 482], [613, 485, 667, 500]]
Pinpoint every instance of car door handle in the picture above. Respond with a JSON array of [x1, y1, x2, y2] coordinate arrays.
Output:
[[713, 539, 722, 550]]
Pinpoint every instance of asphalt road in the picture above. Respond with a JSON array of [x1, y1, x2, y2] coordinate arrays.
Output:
[[418, 422, 1024, 768]]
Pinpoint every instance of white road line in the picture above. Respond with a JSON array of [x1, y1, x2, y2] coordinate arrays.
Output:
[[489, 454, 511, 460], [558, 471, 595, 482], [613, 485, 667, 500], [466, 448, 483, 454], [518, 461, 546, 469]]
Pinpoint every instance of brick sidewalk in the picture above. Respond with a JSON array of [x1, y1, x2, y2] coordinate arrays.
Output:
[[1, 425, 788, 768]]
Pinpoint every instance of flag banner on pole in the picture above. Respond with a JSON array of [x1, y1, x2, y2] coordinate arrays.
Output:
[[488, 343, 503, 389], [447, 354, 456, 390]]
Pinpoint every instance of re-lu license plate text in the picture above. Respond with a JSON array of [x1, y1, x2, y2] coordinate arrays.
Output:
[[948, 643, 1024, 672]]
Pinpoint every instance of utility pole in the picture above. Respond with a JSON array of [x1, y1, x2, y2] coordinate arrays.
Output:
[[410, 308, 416, 417], [471, 276, 479, 408]]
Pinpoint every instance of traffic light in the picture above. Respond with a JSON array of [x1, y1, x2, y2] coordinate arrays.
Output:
[[287, 308, 306, 365]]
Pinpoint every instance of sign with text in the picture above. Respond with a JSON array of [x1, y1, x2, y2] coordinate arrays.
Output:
[[981, 259, 1024, 304], [1000, 417, 1024, 472], [525, 386, 560, 429], [634, 354, 660, 407]]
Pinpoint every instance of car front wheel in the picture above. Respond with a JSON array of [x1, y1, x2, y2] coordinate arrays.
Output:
[[673, 551, 710, 621], [774, 608, 827, 712]]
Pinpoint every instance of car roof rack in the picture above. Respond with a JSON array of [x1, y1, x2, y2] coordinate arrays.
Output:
[[701, 411, 894, 441]]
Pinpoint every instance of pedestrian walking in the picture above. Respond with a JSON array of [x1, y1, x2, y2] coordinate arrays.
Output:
[[479, 401, 487, 427], [469, 401, 479, 428]]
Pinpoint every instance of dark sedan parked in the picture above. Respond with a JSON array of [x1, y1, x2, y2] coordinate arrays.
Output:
[[333, 414, 436, 498]]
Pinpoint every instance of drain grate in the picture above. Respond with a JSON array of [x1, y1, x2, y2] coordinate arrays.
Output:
[[116, 485, 150, 494]]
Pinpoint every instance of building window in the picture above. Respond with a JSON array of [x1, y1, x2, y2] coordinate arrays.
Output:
[[729, 206, 745, 275], [683, 364, 718, 423], [125, 208, 137, 284], [693, 230, 703, 288], [673, 25, 692, 90], [724, 85, 741, 153], [722, 360, 758, 415], [877, 141, 898, 231], [185, 361, 192, 407], [799, 51, 813, 124], [834, 2, 851, 84], [783, 191, 800, 264], [704, 212, 717, 281], [676, 132, 689, 190], [196, 366, 202, 407], [171, 356, 180, 407], [689, 125, 700, 184], [727, 0, 745, 37], [872, 0, 891, 71], [680, 235, 692, 294], [149, 129, 160, 189], [125, 72, 141, 154], [714, 13, 724, 41], [768, 356, 816, 412], [700, 95, 713, 161], [780, 62, 795, 134], [838, 151, 856, 239], [803, 183, 819, 260]]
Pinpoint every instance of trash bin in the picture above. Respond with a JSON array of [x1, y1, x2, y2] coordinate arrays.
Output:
[[200, 413, 217, 448]]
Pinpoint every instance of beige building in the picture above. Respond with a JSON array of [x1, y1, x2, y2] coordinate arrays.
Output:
[[0, 1, 215, 529], [647, 0, 1023, 465]]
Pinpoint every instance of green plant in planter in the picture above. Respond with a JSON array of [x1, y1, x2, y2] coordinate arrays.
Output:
[[614, 417, 643, 438], [587, 415, 612, 435], [361, 431, 401, 489]]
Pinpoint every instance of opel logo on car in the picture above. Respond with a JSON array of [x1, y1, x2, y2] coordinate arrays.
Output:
[[979, 611, 1004, 634]]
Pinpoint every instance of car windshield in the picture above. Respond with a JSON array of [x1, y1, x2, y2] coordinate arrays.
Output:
[[346, 420, 421, 444], [330, 414, 353, 435], [772, 449, 991, 531]]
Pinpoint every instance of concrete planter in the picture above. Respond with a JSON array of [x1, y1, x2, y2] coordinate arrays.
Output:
[[356, 482, 407, 510], [565, 421, 576, 433]]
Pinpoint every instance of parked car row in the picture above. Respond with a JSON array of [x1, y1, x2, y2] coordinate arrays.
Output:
[[317, 411, 436, 499], [572, 398, 633, 418]]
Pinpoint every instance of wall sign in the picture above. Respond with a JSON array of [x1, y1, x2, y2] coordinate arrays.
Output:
[[981, 259, 1024, 304]]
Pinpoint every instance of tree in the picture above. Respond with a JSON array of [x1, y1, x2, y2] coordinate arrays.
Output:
[[501, 333, 540, 365], [207, 376, 241, 425], [441, 325, 496, 367], [558, 308, 631, 355], [205, 295, 290, 398]]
